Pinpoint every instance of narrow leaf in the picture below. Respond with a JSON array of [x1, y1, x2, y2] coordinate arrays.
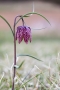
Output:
[[23, 12, 51, 25], [17, 54, 42, 62], [0, 15, 14, 36], [23, 15, 30, 17], [19, 60, 25, 68]]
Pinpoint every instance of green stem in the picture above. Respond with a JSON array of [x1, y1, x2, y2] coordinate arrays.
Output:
[[12, 17, 16, 90], [12, 15, 23, 90]]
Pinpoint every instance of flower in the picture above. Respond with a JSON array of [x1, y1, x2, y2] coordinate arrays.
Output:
[[16, 26, 31, 44]]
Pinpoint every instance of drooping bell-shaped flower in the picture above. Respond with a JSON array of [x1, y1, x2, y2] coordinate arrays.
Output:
[[16, 26, 31, 44]]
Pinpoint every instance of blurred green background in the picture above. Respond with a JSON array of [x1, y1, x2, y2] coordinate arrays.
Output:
[[0, 1, 60, 90], [0, 1, 60, 59]]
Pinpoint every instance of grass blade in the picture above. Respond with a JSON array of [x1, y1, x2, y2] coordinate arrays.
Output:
[[20, 74, 40, 88]]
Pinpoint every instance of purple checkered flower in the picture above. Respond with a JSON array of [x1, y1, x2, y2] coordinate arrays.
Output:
[[16, 26, 31, 44]]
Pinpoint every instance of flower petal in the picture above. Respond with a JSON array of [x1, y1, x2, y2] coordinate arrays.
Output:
[[16, 26, 31, 44], [23, 26, 31, 43]]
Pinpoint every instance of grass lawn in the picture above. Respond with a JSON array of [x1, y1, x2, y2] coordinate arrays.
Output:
[[0, 1, 60, 89], [0, 30, 60, 90]]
